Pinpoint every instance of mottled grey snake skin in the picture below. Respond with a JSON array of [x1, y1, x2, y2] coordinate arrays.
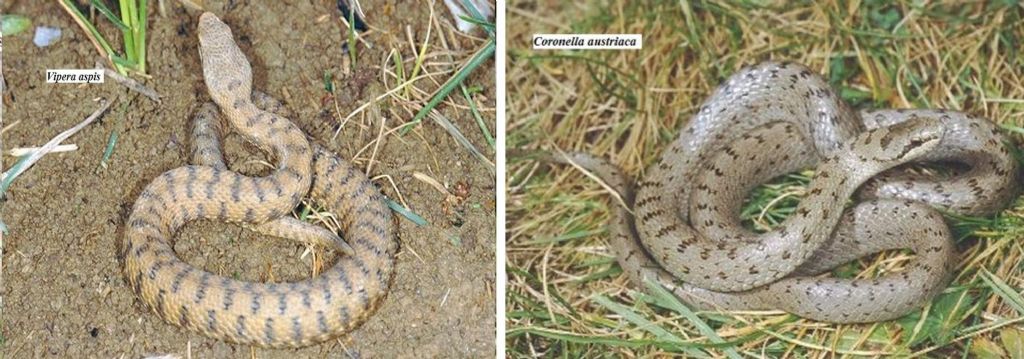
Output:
[[554, 61, 1020, 323]]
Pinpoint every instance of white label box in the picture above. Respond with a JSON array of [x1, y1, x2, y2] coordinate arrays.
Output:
[[532, 34, 642, 50], [45, 69, 105, 84]]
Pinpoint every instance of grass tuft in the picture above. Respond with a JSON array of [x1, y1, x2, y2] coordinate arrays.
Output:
[[58, 0, 148, 76], [399, 1, 496, 135]]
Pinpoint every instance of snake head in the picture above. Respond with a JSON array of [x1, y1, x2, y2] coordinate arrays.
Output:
[[197, 12, 253, 107]]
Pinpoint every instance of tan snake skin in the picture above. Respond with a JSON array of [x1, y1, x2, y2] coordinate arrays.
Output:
[[121, 13, 396, 347]]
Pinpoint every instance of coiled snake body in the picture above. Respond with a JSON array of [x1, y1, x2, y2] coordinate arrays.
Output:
[[558, 61, 1020, 322], [121, 13, 396, 347]]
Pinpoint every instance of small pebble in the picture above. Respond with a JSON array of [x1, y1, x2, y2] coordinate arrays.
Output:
[[33, 26, 61, 47]]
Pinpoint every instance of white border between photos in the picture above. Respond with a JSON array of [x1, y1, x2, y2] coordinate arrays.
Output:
[[495, 0, 507, 356]]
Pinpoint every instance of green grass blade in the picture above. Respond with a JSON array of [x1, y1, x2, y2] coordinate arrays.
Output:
[[461, 85, 494, 149], [399, 38, 495, 135], [99, 127, 121, 168], [347, 6, 357, 69], [507, 327, 681, 348], [592, 295, 711, 357], [136, 0, 148, 73], [117, 0, 137, 62], [110, 53, 137, 68], [89, 0, 129, 30], [643, 279, 743, 359], [386, 199, 428, 226], [392, 51, 407, 97], [0, 155, 33, 196], [457, 14, 496, 33], [458, 0, 494, 37], [323, 71, 334, 93], [99, 100, 129, 168], [980, 269, 1024, 314], [298, 202, 313, 221]]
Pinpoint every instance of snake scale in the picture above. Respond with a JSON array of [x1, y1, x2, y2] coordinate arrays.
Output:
[[121, 13, 396, 347], [554, 61, 1020, 322]]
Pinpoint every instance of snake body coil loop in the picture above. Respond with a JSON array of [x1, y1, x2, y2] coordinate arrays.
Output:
[[559, 61, 1020, 323], [121, 13, 397, 347]]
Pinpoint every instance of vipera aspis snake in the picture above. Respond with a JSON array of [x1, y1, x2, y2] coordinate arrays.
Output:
[[121, 13, 396, 347]]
